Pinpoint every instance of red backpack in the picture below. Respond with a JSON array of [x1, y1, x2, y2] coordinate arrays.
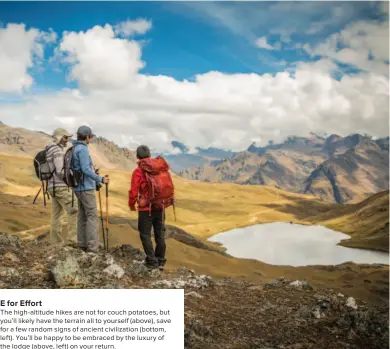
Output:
[[138, 156, 176, 220]]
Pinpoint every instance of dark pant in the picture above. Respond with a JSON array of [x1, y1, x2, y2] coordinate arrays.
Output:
[[138, 210, 166, 267], [74, 190, 99, 252]]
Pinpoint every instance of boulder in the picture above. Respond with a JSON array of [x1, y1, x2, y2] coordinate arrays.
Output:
[[51, 256, 88, 287], [177, 266, 196, 277], [289, 280, 303, 289], [185, 291, 203, 299], [3, 252, 20, 263], [288, 280, 313, 290], [127, 261, 161, 278], [0, 267, 19, 278], [115, 245, 146, 261], [185, 318, 213, 347], [264, 279, 280, 288], [264, 277, 290, 288], [152, 275, 213, 289], [103, 264, 125, 279], [346, 297, 358, 310], [0, 232, 20, 248]]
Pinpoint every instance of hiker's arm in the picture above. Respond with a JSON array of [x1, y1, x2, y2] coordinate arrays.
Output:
[[78, 147, 104, 184], [51, 148, 64, 176], [53, 154, 64, 176], [129, 171, 140, 210]]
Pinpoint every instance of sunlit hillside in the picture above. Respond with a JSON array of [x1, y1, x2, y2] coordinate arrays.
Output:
[[0, 152, 389, 304], [0, 152, 388, 252]]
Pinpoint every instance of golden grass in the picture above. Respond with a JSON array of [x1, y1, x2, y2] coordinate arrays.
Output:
[[0, 153, 388, 251], [0, 153, 388, 304]]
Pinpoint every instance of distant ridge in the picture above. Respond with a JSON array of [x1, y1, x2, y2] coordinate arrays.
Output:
[[181, 133, 389, 204]]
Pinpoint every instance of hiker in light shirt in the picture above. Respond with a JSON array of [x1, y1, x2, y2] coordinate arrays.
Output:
[[46, 128, 78, 245]]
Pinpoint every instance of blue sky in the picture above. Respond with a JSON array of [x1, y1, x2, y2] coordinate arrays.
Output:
[[0, 1, 388, 151], [0, 1, 386, 89]]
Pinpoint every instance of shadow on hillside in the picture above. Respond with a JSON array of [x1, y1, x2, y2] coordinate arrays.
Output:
[[109, 216, 231, 257], [34, 215, 230, 257], [261, 194, 338, 221], [175, 198, 249, 216]]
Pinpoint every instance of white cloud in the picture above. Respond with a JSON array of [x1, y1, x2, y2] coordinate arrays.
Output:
[[255, 36, 280, 50], [0, 18, 388, 153], [1, 61, 388, 152], [306, 20, 389, 76], [0, 23, 55, 93], [113, 19, 152, 37], [57, 24, 145, 89]]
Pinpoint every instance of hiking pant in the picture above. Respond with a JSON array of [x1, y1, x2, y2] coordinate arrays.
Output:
[[48, 187, 78, 244], [74, 190, 99, 252], [138, 210, 167, 267]]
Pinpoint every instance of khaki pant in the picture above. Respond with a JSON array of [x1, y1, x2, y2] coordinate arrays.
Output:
[[48, 187, 78, 244]]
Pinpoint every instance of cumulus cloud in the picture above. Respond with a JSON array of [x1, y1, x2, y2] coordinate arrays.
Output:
[[306, 20, 389, 76], [0, 23, 56, 93], [56, 24, 145, 89], [0, 17, 388, 153], [113, 19, 152, 37]]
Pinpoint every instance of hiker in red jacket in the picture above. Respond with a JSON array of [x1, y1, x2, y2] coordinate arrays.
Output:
[[129, 145, 175, 271]]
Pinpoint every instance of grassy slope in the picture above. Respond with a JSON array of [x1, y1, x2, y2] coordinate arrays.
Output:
[[305, 190, 389, 252], [0, 152, 388, 249], [0, 153, 388, 304]]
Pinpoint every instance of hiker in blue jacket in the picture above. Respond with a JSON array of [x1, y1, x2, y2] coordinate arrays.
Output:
[[72, 125, 109, 253]]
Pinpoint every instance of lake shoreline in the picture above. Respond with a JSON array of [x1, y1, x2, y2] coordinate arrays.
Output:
[[208, 222, 389, 267]]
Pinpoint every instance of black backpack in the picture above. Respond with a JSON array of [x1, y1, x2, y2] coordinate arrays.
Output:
[[63, 146, 83, 188], [33, 144, 58, 206]]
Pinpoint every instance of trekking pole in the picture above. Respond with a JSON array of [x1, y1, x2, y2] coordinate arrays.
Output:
[[97, 186, 106, 251], [42, 182, 47, 207], [105, 182, 109, 252], [33, 187, 42, 205]]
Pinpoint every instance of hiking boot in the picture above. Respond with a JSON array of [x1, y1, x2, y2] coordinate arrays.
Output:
[[145, 263, 159, 271]]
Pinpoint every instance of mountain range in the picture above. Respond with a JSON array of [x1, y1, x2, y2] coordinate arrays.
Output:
[[180, 133, 389, 204], [0, 122, 138, 172], [1, 121, 388, 205], [153, 141, 237, 173]]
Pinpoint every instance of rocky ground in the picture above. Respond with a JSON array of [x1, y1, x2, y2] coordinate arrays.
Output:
[[0, 232, 388, 349]]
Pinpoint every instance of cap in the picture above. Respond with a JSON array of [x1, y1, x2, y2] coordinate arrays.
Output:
[[77, 125, 95, 138], [136, 145, 151, 159], [52, 128, 73, 142]]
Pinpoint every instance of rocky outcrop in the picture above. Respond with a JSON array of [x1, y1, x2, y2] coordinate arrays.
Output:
[[0, 232, 388, 349], [51, 255, 89, 287]]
